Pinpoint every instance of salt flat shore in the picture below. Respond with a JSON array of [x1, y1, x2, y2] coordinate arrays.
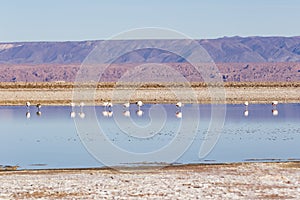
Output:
[[0, 82, 299, 199], [0, 162, 300, 199], [0, 82, 299, 105]]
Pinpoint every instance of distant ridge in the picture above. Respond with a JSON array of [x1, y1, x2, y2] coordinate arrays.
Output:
[[1, 36, 300, 64]]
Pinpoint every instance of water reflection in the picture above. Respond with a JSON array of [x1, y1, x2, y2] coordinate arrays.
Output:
[[123, 110, 130, 117], [244, 109, 249, 117], [243, 101, 249, 117], [272, 109, 279, 116], [242, 105, 280, 117], [70, 103, 76, 118], [136, 109, 143, 117], [78, 102, 86, 119], [175, 111, 182, 118], [26, 111, 31, 119], [70, 111, 76, 118], [3, 103, 300, 170], [36, 111, 42, 116], [78, 111, 85, 119]]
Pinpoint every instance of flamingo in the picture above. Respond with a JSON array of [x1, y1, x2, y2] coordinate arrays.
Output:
[[136, 101, 143, 108], [36, 104, 41, 109], [80, 102, 85, 107], [176, 102, 183, 108], [243, 101, 249, 117], [36, 104, 42, 116], [70, 102, 76, 118], [103, 102, 113, 110], [123, 102, 130, 108], [272, 101, 278, 107], [26, 102, 30, 108]]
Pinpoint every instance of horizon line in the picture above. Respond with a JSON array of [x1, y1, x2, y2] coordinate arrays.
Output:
[[1, 35, 300, 43]]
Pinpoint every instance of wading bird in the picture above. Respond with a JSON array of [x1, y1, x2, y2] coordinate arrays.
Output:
[[80, 102, 85, 107], [136, 101, 143, 108], [176, 102, 183, 108], [272, 101, 278, 107], [26, 102, 30, 108], [123, 102, 130, 108]]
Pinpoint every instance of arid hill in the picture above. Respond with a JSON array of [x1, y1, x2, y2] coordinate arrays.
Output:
[[0, 62, 299, 82], [0, 36, 300, 82], [1, 36, 300, 64]]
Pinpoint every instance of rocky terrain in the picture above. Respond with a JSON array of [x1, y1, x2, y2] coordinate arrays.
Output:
[[0, 62, 299, 82]]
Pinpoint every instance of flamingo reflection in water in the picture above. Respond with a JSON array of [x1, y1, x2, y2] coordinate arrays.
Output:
[[175, 111, 182, 118], [135, 101, 144, 117], [272, 109, 279, 116], [26, 111, 31, 119], [123, 110, 130, 117], [176, 102, 183, 108], [78, 102, 85, 119], [136, 109, 143, 117], [36, 104, 42, 116], [271, 101, 279, 116], [243, 101, 249, 117], [70, 102, 76, 118], [102, 101, 113, 117], [175, 102, 183, 118], [25, 101, 31, 119]]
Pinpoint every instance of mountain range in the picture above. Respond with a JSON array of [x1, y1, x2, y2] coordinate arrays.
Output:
[[1, 36, 300, 64], [0, 36, 299, 82]]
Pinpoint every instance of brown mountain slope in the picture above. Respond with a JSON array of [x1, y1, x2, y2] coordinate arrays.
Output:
[[0, 62, 299, 82]]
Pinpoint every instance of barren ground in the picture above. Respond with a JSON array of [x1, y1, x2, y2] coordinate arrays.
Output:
[[0, 162, 300, 199], [0, 82, 299, 105]]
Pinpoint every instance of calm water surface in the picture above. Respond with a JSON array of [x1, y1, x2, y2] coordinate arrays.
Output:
[[0, 104, 299, 169]]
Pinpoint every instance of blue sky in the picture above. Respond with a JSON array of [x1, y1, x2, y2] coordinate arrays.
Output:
[[1, 0, 299, 42]]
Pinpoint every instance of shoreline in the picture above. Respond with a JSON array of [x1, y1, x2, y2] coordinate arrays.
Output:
[[0, 82, 299, 105], [1, 162, 299, 199], [1, 160, 300, 173]]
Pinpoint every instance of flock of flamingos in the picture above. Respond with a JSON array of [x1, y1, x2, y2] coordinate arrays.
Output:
[[24, 100, 279, 119]]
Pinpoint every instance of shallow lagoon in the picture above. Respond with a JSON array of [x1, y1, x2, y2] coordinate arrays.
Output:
[[0, 103, 299, 170]]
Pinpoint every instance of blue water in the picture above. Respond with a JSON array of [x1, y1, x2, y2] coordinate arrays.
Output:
[[0, 104, 299, 169]]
